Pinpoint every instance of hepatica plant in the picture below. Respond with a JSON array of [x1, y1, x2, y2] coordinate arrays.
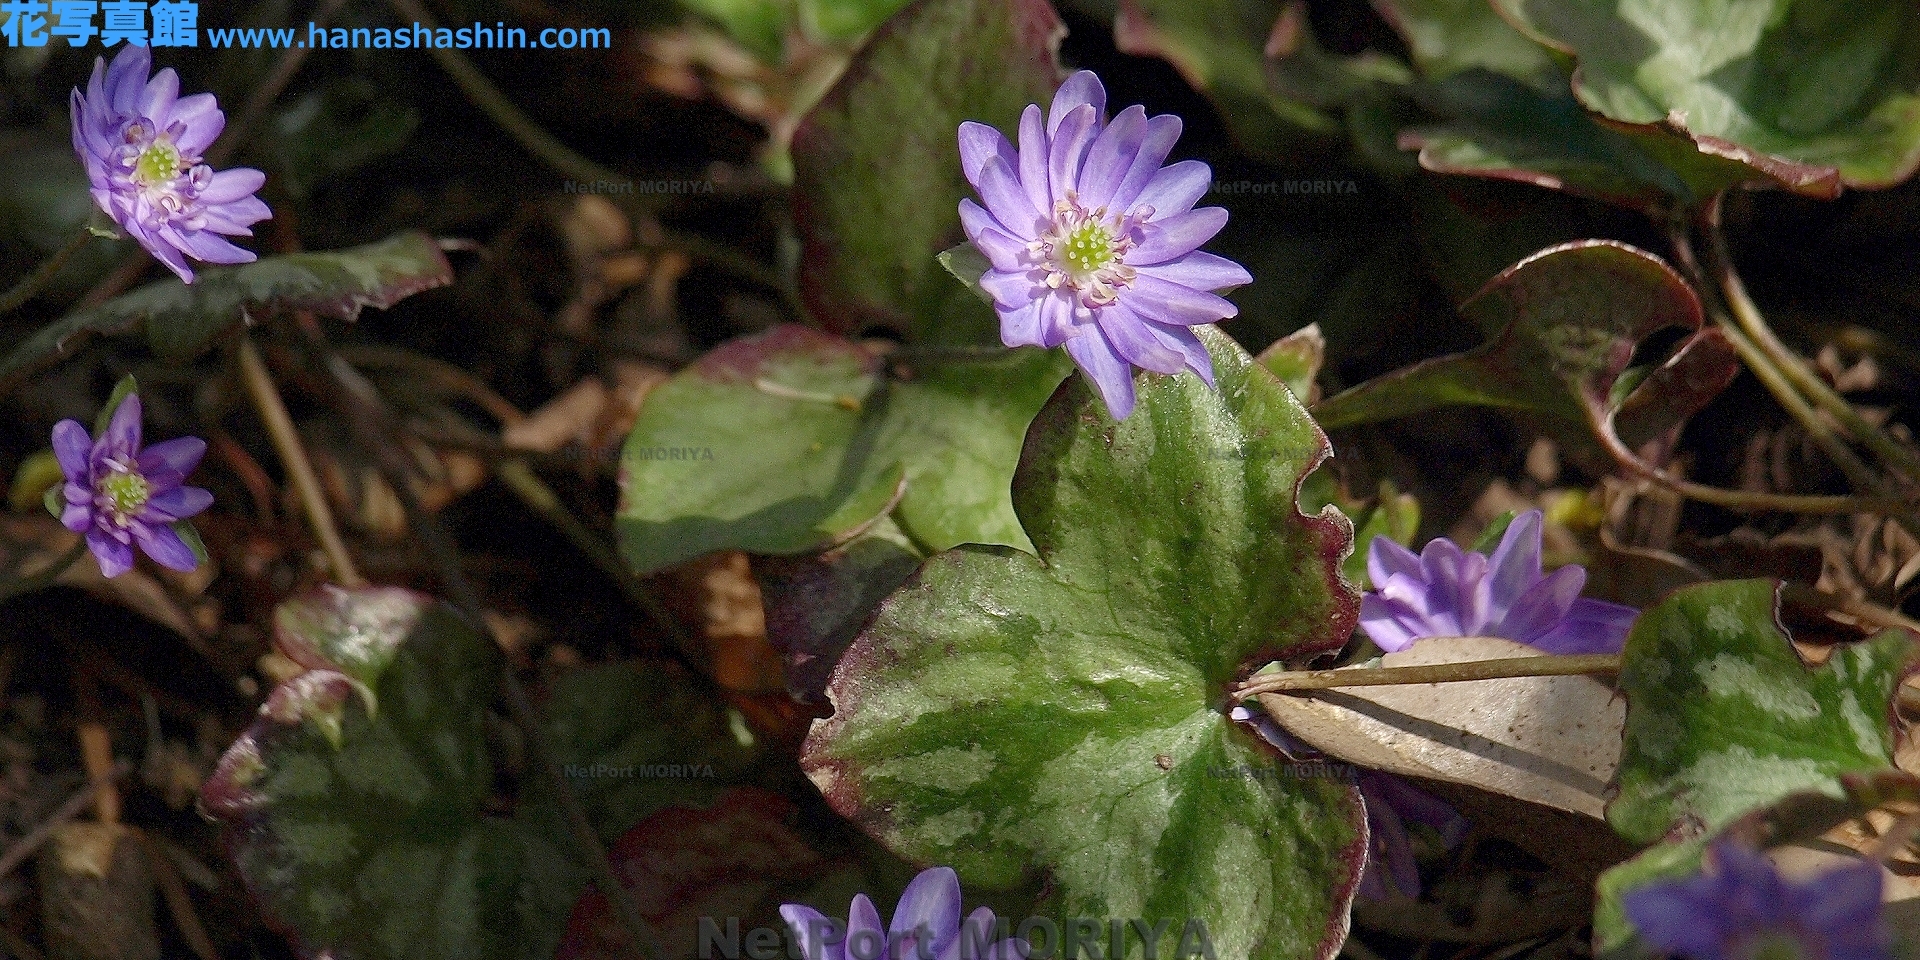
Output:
[[3, 0, 1918, 959]]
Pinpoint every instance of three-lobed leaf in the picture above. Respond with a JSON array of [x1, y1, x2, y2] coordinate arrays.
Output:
[[802, 326, 1367, 960]]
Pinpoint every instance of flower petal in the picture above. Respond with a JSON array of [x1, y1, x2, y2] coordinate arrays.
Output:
[[1066, 327, 1137, 420], [1486, 510, 1544, 612], [1128, 208, 1228, 265], [847, 894, 885, 960], [1153, 320, 1214, 383], [1495, 564, 1585, 642], [169, 93, 225, 155], [782, 905, 847, 960], [1047, 104, 1098, 201], [1098, 304, 1188, 377], [1047, 71, 1106, 135], [62, 502, 94, 533], [106, 45, 151, 117], [144, 486, 213, 522], [958, 121, 1017, 187], [978, 268, 1044, 312], [959, 201, 1032, 273], [890, 867, 962, 959], [51, 420, 94, 481], [1134, 251, 1252, 293], [975, 157, 1042, 240], [1367, 536, 1423, 592], [1121, 273, 1238, 325], [1107, 114, 1183, 214], [136, 435, 207, 478], [1359, 593, 1427, 652], [139, 68, 181, 126], [198, 167, 265, 205], [102, 393, 142, 462], [1130, 159, 1212, 220], [1528, 597, 1638, 654], [1075, 105, 1147, 211], [87, 528, 135, 578], [173, 229, 256, 265], [1015, 104, 1051, 215], [133, 522, 198, 572]]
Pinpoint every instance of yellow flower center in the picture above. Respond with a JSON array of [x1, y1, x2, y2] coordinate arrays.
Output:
[[132, 141, 183, 187], [100, 469, 150, 519], [1061, 221, 1117, 276]]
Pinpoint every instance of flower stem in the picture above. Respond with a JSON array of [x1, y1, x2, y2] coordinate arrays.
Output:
[[1235, 653, 1621, 698], [0, 231, 94, 317], [235, 334, 364, 588], [1700, 200, 1920, 487]]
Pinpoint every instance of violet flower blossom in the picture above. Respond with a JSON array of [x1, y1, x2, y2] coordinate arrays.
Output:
[[52, 393, 212, 578], [1360, 510, 1638, 655], [71, 45, 270, 283], [1621, 838, 1889, 960], [781, 867, 1027, 960], [1229, 705, 1467, 902], [957, 71, 1251, 419]]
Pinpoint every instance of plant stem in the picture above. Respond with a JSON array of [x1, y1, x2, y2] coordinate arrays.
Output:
[[306, 328, 664, 960], [236, 334, 364, 587], [1235, 653, 1621, 698], [0, 231, 94, 316], [1700, 200, 1920, 486]]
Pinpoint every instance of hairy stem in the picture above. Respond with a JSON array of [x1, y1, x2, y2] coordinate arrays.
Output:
[[236, 334, 364, 587], [1236, 653, 1622, 698]]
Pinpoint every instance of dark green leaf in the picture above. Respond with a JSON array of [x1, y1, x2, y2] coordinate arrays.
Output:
[[616, 326, 1069, 574], [1609, 578, 1914, 845], [1491, 0, 1920, 190], [802, 326, 1367, 960], [1370, 0, 1556, 85], [756, 517, 925, 702], [92, 375, 139, 438], [0, 232, 454, 390], [791, 0, 1064, 343]]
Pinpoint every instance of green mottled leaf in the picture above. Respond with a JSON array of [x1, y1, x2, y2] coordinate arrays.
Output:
[[617, 326, 1070, 574], [803, 326, 1366, 960], [1609, 579, 1915, 846], [1492, 0, 1920, 191], [791, 0, 1063, 343], [199, 588, 580, 960], [1311, 241, 1703, 442], [0, 232, 453, 389]]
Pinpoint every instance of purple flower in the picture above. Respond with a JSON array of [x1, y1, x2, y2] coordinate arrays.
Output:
[[957, 71, 1251, 419], [1229, 705, 1466, 902], [1622, 838, 1889, 960], [52, 394, 212, 578], [1360, 510, 1639, 655], [781, 867, 1027, 960], [71, 45, 270, 284]]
